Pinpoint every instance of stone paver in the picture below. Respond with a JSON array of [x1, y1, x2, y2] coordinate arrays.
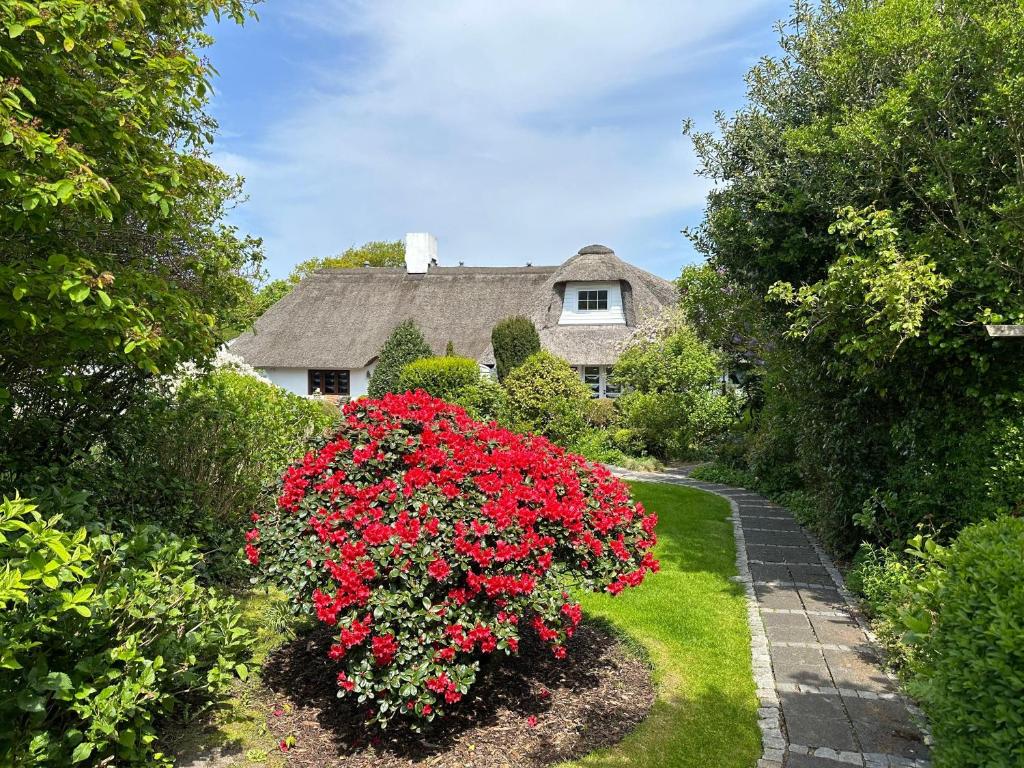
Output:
[[607, 465, 931, 768]]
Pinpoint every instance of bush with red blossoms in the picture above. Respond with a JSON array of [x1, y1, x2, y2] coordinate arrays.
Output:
[[247, 390, 658, 727]]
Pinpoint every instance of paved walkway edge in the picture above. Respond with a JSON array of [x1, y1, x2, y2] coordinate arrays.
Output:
[[728, 490, 788, 767]]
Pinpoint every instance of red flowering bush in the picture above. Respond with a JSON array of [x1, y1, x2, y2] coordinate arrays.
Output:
[[247, 391, 658, 727]]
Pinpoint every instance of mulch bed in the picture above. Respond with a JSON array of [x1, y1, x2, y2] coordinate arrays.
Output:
[[259, 620, 655, 767]]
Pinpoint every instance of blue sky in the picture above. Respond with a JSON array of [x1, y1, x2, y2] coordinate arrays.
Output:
[[207, 1, 790, 281]]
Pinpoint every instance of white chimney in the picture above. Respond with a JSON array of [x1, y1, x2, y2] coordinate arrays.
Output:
[[404, 232, 437, 273]]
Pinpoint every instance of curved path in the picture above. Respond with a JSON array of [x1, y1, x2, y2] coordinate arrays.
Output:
[[608, 466, 931, 768]]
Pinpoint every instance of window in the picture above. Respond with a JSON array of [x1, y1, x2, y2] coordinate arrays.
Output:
[[577, 289, 608, 311], [604, 366, 621, 398], [582, 366, 601, 398], [308, 369, 350, 396]]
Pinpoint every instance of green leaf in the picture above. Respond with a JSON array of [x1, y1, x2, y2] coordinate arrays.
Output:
[[72, 604, 92, 617], [17, 691, 46, 713], [71, 742, 94, 763], [12, 286, 26, 301], [235, 663, 248, 681], [7, 23, 25, 38], [96, 290, 112, 308], [67, 283, 91, 303], [63, 37, 75, 52]]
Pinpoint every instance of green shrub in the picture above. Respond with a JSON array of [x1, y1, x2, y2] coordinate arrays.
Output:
[[67, 366, 337, 582], [491, 316, 541, 381], [398, 356, 480, 400], [571, 429, 662, 473], [451, 378, 509, 424], [584, 397, 618, 428], [367, 320, 433, 397], [0, 496, 250, 767], [614, 313, 734, 460], [503, 350, 591, 445], [846, 545, 922, 674], [904, 517, 1024, 767], [610, 427, 646, 457], [617, 390, 733, 460], [689, 462, 756, 489]]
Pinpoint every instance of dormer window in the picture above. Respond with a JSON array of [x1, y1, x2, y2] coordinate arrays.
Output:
[[577, 289, 608, 311], [559, 282, 626, 325]]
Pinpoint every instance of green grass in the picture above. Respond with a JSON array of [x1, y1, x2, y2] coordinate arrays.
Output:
[[563, 481, 760, 768]]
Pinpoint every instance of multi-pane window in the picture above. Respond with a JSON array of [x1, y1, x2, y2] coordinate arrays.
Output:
[[576, 365, 624, 398], [308, 369, 350, 396], [577, 289, 608, 311]]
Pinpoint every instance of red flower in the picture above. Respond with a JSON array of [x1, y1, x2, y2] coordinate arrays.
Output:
[[337, 671, 355, 691], [427, 557, 451, 581], [244, 544, 259, 565], [371, 633, 398, 666], [527, 715, 538, 727]]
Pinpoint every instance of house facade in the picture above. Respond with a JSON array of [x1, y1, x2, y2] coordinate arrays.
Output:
[[230, 235, 677, 400]]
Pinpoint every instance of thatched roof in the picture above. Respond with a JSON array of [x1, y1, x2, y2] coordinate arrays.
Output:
[[230, 246, 676, 369]]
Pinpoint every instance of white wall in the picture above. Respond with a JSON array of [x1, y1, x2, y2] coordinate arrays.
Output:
[[260, 367, 372, 399], [558, 281, 626, 325]]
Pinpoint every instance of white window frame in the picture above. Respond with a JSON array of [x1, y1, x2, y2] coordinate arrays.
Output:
[[575, 365, 621, 399]]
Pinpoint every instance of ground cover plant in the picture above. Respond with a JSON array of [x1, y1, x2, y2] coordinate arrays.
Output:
[[247, 390, 659, 729]]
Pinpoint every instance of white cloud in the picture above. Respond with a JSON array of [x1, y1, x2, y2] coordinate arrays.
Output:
[[217, 0, 775, 276]]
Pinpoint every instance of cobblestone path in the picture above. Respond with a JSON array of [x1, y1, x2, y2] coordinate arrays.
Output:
[[609, 466, 931, 768]]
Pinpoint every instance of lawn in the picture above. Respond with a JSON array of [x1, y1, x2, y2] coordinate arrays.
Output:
[[564, 481, 760, 768], [171, 481, 760, 768]]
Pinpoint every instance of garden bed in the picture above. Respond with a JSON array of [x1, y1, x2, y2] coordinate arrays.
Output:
[[257, 620, 653, 768]]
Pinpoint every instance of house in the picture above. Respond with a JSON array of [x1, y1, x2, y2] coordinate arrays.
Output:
[[229, 234, 677, 399]]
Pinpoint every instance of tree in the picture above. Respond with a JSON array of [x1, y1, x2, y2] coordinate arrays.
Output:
[[0, 0, 260, 467], [688, 0, 1024, 550], [367, 320, 432, 398], [290, 240, 404, 281], [491, 316, 541, 381]]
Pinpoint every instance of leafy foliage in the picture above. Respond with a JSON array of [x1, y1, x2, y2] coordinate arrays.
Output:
[[291, 240, 405, 280], [0, 496, 250, 766], [491, 316, 541, 381], [503, 351, 592, 445], [451, 378, 509, 424], [398, 356, 480, 401], [688, 0, 1024, 552], [247, 392, 659, 728], [0, 0, 261, 467], [65, 364, 338, 580], [367, 320, 433, 399], [613, 312, 734, 460], [901, 518, 1024, 767]]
